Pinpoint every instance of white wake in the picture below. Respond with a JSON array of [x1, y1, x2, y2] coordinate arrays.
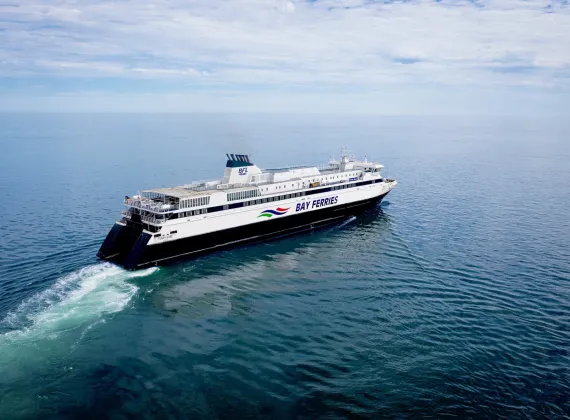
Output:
[[0, 262, 157, 345], [336, 215, 358, 228]]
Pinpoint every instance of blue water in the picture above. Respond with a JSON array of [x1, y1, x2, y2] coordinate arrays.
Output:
[[0, 114, 569, 418]]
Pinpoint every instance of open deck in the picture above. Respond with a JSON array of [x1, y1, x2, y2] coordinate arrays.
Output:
[[142, 187, 215, 199]]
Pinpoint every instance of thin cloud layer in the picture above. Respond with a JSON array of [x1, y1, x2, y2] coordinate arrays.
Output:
[[1, 0, 569, 92]]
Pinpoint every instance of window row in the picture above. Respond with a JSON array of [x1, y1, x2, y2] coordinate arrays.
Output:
[[227, 189, 260, 202], [181, 196, 210, 209], [331, 184, 354, 191], [180, 208, 207, 217], [190, 179, 378, 216], [260, 173, 363, 193], [243, 192, 305, 206], [139, 179, 380, 227]]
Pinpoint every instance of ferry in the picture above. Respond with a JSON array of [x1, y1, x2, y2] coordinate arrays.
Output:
[[97, 151, 397, 270]]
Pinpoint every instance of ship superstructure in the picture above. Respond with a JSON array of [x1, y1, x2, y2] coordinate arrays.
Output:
[[98, 151, 396, 269]]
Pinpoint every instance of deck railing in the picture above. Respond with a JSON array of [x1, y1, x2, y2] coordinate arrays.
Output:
[[120, 209, 132, 219], [141, 215, 168, 225], [124, 198, 179, 213]]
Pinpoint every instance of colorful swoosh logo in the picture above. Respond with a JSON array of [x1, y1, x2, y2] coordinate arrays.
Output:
[[258, 207, 290, 218]]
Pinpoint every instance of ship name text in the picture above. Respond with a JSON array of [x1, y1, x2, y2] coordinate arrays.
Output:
[[296, 196, 339, 212]]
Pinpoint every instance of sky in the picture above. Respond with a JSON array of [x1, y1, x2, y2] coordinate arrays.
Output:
[[0, 0, 569, 114]]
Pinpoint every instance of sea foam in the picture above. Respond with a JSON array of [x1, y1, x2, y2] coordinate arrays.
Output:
[[0, 263, 157, 345]]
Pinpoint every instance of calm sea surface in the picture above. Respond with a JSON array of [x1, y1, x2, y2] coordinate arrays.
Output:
[[0, 114, 569, 419]]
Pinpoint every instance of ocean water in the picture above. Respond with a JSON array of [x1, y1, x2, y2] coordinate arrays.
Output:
[[0, 113, 569, 419]]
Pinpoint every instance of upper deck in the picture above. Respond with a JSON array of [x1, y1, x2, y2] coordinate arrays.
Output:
[[123, 152, 387, 221]]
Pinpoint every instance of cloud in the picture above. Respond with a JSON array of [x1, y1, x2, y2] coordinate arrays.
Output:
[[0, 0, 569, 104]]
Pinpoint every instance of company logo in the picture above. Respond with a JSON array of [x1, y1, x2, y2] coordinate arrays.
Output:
[[238, 168, 248, 176], [258, 207, 290, 218], [296, 196, 338, 212]]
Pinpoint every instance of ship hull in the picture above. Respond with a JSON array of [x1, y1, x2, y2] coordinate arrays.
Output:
[[98, 191, 390, 270]]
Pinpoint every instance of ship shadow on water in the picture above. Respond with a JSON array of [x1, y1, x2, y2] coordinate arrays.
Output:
[[175, 203, 392, 271], [134, 204, 395, 323], [142, 204, 394, 290]]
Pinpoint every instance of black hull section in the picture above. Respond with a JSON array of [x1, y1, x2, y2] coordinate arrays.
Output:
[[98, 192, 389, 270], [97, 223, 146, 265]]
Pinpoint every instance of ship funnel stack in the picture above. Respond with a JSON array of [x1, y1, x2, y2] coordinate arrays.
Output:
[[222, 154, 262, 185]]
